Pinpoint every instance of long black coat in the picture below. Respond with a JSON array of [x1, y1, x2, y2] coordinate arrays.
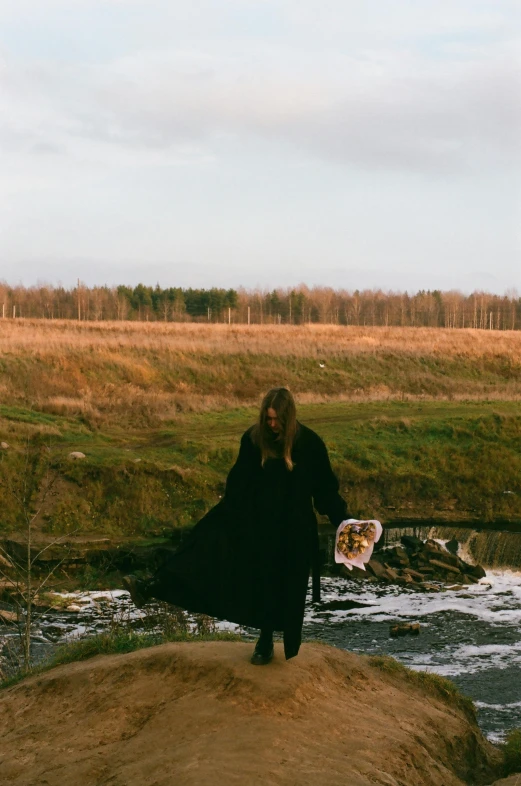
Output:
[[151, 423, 348, 659]]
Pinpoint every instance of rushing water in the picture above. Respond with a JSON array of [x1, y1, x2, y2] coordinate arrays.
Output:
[[1, 571, 521, 743], [304, 570, 521, 743]]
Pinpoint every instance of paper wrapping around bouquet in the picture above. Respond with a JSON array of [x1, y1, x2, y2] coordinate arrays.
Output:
[[334, 518, 383, 571]]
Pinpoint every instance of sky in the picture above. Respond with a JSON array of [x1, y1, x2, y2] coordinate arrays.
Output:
[[0, 0, 520, 294]]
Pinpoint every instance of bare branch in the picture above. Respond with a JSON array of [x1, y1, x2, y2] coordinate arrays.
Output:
[[31, 528, 81, 566], [0, 438, 85, 671], [0, 555, 26, 580], [0, 544, 18, 569], [34, 557, 68, 596]]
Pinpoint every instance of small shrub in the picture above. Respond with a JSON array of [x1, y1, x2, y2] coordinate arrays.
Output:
[[503, 728, 521, 775]]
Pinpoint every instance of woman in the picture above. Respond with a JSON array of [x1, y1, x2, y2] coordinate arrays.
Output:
[[124, 388, 348, 664]]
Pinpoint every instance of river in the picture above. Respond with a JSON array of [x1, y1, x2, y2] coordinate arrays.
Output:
[[305, 570, 521, 743], [1, 567, 520, 743]]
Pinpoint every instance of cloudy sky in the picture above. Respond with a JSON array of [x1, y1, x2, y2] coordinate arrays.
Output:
[[0, 0, 520, 293]]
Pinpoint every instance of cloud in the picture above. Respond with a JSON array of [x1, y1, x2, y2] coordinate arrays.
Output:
[[0, 0, 519, 177], [2, 40, 519, 176], [0, 0, 519, 293]]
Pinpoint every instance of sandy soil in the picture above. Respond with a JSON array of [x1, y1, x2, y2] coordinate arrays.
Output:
[[0, 642, 506, 786], [489, 778, 521, 786]]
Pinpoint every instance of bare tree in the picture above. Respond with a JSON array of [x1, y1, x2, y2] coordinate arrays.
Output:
[[0, 442, 78, 671]]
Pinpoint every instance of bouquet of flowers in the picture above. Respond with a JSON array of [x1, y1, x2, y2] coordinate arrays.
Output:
[[335, 519, 383, 571], [336, 520, 378, 560]]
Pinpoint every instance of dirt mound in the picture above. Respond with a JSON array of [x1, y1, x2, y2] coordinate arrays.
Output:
[[0, 642, 503, 786]]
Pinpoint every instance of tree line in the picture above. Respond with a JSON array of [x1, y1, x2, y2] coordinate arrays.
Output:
[[1, 282, 520, 329]]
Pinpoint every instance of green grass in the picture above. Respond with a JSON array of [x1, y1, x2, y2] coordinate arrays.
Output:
[[2, 400, 521, 539], [0, 628, 243, 691], [502, 728, 521, 775], [368, 654, 476, 719]]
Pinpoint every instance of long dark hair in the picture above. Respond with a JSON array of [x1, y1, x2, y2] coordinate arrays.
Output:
[[252, 387, 298, 471]]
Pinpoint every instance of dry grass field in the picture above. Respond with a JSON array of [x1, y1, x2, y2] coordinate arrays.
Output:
[[1, 320, 521, 430], [2, 318, 521, 355]]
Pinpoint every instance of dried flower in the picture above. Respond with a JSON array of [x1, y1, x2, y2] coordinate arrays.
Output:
[[337, 521, 377, 560]]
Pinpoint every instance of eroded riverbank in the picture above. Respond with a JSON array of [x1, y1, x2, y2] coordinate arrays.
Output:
[[2, 567, 520, 743]]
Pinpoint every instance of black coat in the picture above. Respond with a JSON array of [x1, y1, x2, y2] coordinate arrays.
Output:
[[151, 423, 348, 659]]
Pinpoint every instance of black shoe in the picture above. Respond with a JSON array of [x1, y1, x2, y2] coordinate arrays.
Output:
[[250, 642, 274, 666], [122, 575, 150, 608]]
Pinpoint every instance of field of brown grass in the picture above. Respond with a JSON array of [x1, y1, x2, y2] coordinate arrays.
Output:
[[1, 320, 521, 430], [2, 319, 521, 356]]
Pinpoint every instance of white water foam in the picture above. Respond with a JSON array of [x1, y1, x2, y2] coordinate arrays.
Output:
[[37, 590, 243, 639], [475, 700, 521, 712], [421, 642, 521, 677], [303, 570, 521, 682], [306, 570, 521, 628]]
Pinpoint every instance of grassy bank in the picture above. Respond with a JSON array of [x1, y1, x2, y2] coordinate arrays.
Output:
[[1, 321, 521, 540], [1, 399, 521, 539], [367, 654, 476, 719], [503, 728, 521, 774]]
